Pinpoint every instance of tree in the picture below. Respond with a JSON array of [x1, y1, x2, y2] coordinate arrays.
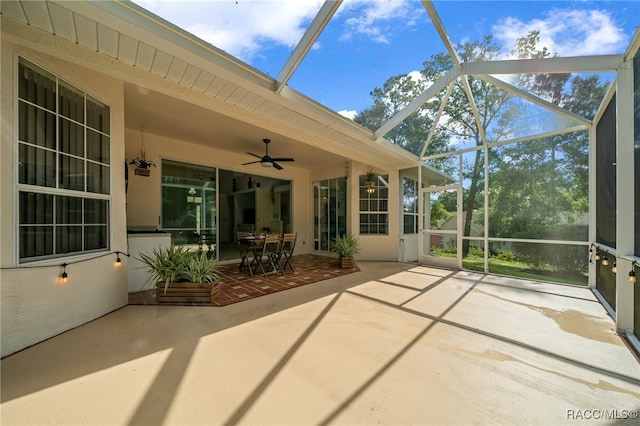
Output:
[[422, 36, 511, 255], [356, 31, 605, 266], [430, 200, 449, 227], [489, 31, 605, 245], [354, 72, 453, 171]]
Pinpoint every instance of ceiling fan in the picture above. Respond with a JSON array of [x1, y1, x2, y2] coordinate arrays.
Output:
[[242, 138, 294, 170]]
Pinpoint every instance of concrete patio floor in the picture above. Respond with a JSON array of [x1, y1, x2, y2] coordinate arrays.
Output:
[[1, 262, 639, 425]]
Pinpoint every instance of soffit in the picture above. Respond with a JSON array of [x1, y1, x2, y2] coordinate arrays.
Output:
[[0, 0, 420, 172]]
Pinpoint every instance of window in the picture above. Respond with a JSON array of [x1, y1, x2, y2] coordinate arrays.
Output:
[[17, 58, 110, 262], [403, 177, 418, 234], [161, 160, 217, 246], [359, 174, 388, 235]]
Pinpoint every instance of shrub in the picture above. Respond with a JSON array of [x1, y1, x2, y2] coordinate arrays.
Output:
[[331, 234, 360, 258], [137, 245, 219, 294], [467, 247, 484, 258]]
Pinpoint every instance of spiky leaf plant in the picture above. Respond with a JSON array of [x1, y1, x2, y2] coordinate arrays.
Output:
[[331, 234, 361, 258], [186, 252, 219, 283], [137, 245, 191, 293]]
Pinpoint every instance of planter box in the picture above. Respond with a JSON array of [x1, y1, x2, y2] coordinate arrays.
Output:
[[340, 256, 355, 269], [134, 168, 151, 177], [156, 281, 217, 303]]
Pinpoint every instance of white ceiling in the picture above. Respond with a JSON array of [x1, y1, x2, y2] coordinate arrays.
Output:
[[2, 0, 419, 173], [124, 83, 347, 170]]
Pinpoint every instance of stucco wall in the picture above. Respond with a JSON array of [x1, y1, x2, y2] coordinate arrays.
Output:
[[308, 161, 403, 261], [124, 130, 313, 254], [348, 163, 401, 261], [1, 35, 128, 357]]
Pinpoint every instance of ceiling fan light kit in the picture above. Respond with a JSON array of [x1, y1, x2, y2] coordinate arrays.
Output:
[[242, 139, 295, 170]]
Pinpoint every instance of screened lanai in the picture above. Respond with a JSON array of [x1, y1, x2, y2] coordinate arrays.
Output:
[[124, 0, 640, 346], [1, 0, 639, 358], [2, 1, 640, 422]]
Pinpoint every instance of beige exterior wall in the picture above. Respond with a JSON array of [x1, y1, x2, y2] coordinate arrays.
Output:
[[1, 16, 407, 357], [125, 130, 313, 253], [347, 163, 401, 261], [1, 36, 128, 357]]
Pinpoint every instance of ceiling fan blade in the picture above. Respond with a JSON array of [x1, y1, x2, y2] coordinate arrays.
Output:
[[271, 157, 295, 162], [247, 152, 263, 159], [272, 162, 284, 170], [241, 160, 261, 165]]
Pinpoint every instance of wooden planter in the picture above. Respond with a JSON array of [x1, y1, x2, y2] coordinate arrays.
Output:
[[156, 281, 218, 303], [134, 167, 151, 177], [340, 256, 355, 269]]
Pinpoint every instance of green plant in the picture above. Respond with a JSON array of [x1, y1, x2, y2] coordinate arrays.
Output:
[[187, 252, 219, 283], [137, 245, 219, 294], [365, 169, 378, 183], [467, 247, 484, 258], [137, 245, 190, 287], [331, 234, 360, 258], [129, 157, 156, 169]]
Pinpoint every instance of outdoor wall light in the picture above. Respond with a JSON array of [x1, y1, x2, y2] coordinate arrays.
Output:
[[114, 251, 129, 267], [60, 263, 68, 284]]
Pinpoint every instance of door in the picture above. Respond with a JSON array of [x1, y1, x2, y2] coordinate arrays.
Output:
[[313, 178, 346, 252], [420, 186, 461, 268]]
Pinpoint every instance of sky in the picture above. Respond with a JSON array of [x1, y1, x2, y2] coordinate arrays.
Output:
[[132, 0, 639, 119]]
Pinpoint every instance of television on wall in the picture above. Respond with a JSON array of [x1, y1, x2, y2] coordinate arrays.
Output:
[[243, 208, 256, 225]]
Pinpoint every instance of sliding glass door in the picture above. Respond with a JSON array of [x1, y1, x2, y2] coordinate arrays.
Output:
[[161, 160, 217, 250], [313, 178, 347, 252]]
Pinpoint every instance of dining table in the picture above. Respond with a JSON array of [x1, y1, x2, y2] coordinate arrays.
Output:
[[237, 234, 266, 273]]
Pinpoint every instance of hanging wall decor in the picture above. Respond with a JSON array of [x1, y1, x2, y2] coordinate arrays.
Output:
[[129, 127, 156, 176]]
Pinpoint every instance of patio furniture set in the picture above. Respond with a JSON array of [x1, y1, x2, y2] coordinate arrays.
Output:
[[237, 231, 297, 277]]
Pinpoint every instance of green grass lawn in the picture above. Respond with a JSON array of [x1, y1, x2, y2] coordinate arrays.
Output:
[[461, 256, 588, 286]]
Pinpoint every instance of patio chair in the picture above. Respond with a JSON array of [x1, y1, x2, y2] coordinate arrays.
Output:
[[278, 232, 297, 273], [251, 234, 283, 277], [237, 231, 252, 273]]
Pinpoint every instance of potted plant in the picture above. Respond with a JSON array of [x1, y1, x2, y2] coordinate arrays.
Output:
[[364, 169, 378, 189], [129, 151, 156, 177], [137, 245, 220, 303], [332, 233, 360, 269]]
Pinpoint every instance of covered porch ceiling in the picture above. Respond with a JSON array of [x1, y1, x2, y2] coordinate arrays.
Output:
[[123, 83, 348, 171], [1, 0, 423, 173]]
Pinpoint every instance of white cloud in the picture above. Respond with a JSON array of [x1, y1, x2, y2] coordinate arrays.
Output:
[[337, 0, 419, 44], [133, 0, 323, 61], [493, 8, 628, 57], [338, 109, 357, 120]]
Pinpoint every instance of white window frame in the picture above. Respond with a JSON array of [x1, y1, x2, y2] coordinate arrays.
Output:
[[359, 174, 389, 235], [15, 56, 112, 264]]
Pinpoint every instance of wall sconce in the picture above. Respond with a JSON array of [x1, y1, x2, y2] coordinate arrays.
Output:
[[60, 263, 68, 284], [115, 251, 129, 267]]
